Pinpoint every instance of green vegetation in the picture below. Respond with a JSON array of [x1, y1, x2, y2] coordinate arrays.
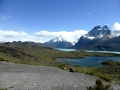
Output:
[[0, 42, 120, 84], [73, 65, 120, 83], [0, 86, 13, 90], [100, 60, 120, 66], [87, 79, 113, 90], [0, 88, 8, 90]]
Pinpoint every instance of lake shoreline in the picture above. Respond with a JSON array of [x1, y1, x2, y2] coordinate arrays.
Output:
[[58, 56, 120, 67], [56, 48, 120, 54]]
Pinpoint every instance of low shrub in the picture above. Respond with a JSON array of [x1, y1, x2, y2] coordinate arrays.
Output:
[[99, 76, 111, 82], [87, 79, 113, 90], [0, 58, 8, 62]]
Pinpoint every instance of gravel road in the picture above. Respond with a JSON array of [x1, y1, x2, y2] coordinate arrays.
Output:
[[0, 62, 120, 90]]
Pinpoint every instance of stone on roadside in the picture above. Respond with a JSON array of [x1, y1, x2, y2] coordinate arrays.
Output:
[[69, 67, 75, 72]]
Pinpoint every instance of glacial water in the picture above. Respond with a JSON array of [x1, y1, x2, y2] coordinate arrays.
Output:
[[55, 48, 77, 52], [56, 48, 120, 54], [56, 48, 120, 66], [58, 56, 120, 66]]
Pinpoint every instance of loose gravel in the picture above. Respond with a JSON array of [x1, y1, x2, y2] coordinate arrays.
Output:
[[0, 62, 120, 90]]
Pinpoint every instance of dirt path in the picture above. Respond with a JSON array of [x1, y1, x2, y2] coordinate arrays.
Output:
[[0, 62, 119, 90]]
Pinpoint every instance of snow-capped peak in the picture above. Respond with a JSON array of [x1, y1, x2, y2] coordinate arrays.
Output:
[[45, 30, 88, 45], [62, 30, 88, 45], [52, 35, 66, 42], [83, 25, 112, 40]]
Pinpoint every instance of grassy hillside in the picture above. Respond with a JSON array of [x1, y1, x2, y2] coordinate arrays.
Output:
[[1, 43, 119, 65]]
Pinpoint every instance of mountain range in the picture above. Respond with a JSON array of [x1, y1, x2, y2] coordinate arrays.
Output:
[[44, 25, 120, 51], [75, 25, 120, 51]]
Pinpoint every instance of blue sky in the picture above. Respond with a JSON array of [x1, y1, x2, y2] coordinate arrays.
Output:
[[0, 0, 120, 42]]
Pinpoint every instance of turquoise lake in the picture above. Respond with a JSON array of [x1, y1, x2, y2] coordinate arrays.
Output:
[[56, 48, 120, 54], [56, 48, 120, 66]]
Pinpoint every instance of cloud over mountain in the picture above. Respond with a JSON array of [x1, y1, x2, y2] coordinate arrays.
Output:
[[112, 22, 120, 30], [34, 30, 88, 43], [0, 22, 119, 43], [0, 29, 87, 43]]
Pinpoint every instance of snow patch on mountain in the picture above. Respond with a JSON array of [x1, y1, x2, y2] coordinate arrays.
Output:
[[63, 30, 88, 45], [52, 35, 66, 42], [112, 30, 120, 37]]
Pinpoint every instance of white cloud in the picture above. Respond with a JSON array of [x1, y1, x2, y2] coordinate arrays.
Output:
[[0, 30, 34, 42], [0, 15, 12, 20], [0, 15, 6, 20], [0, 29, 88, 43], [112, 22, 120, 30], [34, 30, 88, 43]]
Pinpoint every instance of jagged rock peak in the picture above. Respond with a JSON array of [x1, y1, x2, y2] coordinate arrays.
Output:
[[93, 25, 102, 30], [103, 25, 110, 30], [92, 25, 110, 31], [83, 25, 112, 39]]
